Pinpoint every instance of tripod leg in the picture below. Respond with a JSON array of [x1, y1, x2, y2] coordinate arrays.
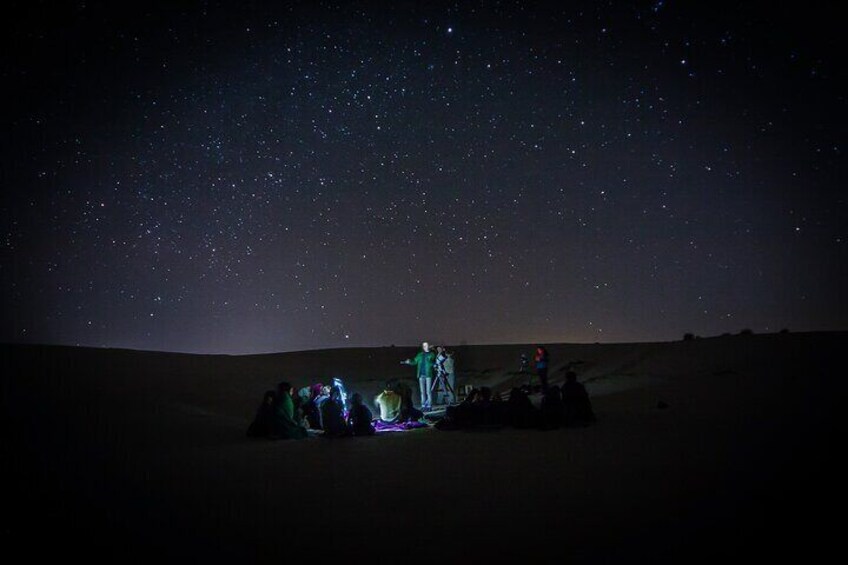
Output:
[[432, 373, 454, 405]]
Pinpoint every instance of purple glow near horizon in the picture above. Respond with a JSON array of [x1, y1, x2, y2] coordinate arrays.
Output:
[[1, 2, 845, 354]]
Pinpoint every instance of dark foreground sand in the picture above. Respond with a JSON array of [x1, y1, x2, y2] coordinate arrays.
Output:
[[2, 332, 845, 563]]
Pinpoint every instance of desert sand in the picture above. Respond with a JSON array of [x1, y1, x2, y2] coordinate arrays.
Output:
[[2, 332, 845, 563]]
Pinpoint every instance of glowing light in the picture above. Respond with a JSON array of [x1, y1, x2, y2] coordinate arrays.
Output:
[[333, 377, 349, 418]]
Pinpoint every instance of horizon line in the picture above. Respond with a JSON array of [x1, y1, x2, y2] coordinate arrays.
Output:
[[2, 329, 841, 357]]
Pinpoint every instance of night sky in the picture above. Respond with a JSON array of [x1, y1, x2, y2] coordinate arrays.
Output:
[[2, 1, 845, 354]]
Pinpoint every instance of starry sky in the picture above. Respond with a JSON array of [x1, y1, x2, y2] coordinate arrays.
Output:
[[2, 1, 845, 354]]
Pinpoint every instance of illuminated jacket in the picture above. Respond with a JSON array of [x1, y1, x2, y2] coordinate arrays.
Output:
[[404, 350, 436, 378], [271, 392, 308, 439]]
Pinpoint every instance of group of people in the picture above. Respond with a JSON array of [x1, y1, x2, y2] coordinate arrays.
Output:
[[246, 380, 377, 440], [435, 371, 595, 431], [246, 342, 594, 439]]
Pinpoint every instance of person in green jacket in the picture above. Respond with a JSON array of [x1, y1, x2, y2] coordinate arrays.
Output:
[[401, 341, 436, 410], [270, 382, 308, 440]]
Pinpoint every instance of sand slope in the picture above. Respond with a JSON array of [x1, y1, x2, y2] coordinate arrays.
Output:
[[2, 332, 845, 563]]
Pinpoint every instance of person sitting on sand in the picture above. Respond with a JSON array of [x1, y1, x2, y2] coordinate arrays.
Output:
[[561, 371, 595, 427], [506, 387, 538, 429], [538, 385, 564, 431], [375, 385, 403, 423], [453, 386, 478, 411], [246, 390, 277, 438], [320, 385, 351, 438], [295, 386, 318, 429], [270, 382, 308, 440], [395, 379, 424, 421], [292, 387, 312, 429], [489, 388, 507, 422], [347, 393, 376, 436], [296, 385, 321, 429], [471, 386, 500, 426], [436, 388, 478, 430], [437, 387, 499, 430], [313, 384, 332, 429]]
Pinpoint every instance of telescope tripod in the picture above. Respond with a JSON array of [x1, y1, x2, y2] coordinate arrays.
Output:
[[430, 371, 455, 405]]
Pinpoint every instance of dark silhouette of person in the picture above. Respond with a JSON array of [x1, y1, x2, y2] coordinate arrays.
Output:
[[538, 385, 564, 430], [313, 384, 332, 429], [320, 385, 350, 437], [247, 390, 277, 438], [297, 385, 322, 429], [489, 389, 507, 423], [270, 382, 308, 440], [437, 387, 501, 430], [437, 388, 477, 430], [506, 387, 538, 429], [470, 386, 498, 426], [292, 387, 312, 429], [534, 345, 550, 391], [394, 379, 424, 421], [347, 393, 375, 436], [561, 371, 595, 427], [445, 387, 477, 419]]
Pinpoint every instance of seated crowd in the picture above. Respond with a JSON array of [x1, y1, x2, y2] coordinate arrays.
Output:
[[435, 371, 595, 431], [247, 378, 427, 440], [247, 371, 594, 440]]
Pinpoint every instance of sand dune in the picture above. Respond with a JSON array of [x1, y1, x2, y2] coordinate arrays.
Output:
[[2, 332, 845, 563]]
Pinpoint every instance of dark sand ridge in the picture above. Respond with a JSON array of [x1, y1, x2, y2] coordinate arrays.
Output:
[[2, 332, 845, 563]]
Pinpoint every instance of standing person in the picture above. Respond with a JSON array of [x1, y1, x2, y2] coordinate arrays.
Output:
[[443, 349, 456, 405], [401, 341, 436, 410], [534, 345, 550, 391], [434, 345, 449, 405]]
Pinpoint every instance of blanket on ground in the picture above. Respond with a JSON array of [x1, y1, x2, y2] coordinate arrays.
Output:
[[374, 419, 430, 433]]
